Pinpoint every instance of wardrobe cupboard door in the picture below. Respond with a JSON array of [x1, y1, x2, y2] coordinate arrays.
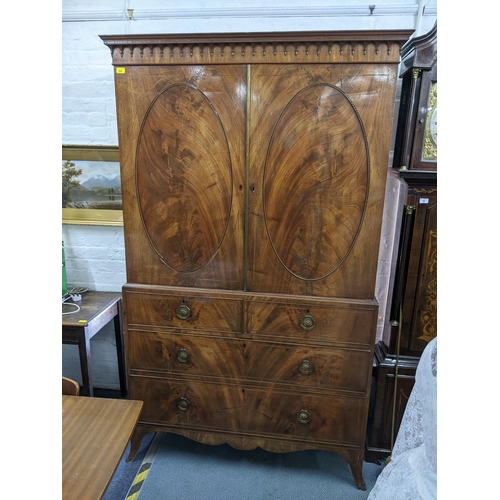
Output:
[[114, 65, 247, 289], [247, 64, 398, 299]]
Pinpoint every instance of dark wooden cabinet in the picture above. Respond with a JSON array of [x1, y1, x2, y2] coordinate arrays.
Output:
[[101, 30, 412, 489], [366, 25, 437, 463], [392, 23, 437, 174], [390, 179, 437, 356], [366, 342, 420, 461]]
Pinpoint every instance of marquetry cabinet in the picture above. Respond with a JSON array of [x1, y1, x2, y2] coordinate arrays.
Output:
[[101, 30, 412, 490]]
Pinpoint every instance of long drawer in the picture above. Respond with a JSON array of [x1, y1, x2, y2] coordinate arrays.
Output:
[[128, 329, 371, 394], [130, 375, 365, 446]]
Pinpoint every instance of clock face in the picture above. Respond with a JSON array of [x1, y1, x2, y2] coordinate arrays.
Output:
[[422, 82, 437, 161]]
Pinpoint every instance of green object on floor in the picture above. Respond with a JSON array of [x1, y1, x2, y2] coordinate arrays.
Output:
[[62, 241, 68, 296]]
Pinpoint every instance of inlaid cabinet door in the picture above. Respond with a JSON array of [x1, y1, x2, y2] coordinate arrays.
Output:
[[401, 193, 437, 355], [114, 65, 247, 289], [247, 64, 398, 299]]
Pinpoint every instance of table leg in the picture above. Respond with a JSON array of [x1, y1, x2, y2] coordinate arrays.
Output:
[[78, 328, 94, 397], [127, 425, 154, 462], [114, 301, 127, 396]]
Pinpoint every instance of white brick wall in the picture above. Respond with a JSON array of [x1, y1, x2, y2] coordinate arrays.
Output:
[[63, 225, 125, 292], [62, 1, 437, 389]]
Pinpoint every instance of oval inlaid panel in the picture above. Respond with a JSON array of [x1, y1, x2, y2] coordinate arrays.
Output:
[[136, 84, 232, 272], [263, 84, 368, 280]]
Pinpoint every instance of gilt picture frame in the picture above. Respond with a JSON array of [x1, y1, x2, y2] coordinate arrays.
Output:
[[62, 145, 123, 226]]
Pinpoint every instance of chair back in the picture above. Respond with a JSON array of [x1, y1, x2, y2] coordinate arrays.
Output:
[[62, 376, 80, 396]]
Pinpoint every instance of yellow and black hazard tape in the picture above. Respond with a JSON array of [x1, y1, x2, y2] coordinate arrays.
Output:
[[125, 433, 164, 500], [125, 461, 152, 500]]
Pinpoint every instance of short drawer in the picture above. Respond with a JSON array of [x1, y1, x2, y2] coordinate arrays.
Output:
[[128, 330, 371, 394], [124, 290, 242, 333], [247, 300, 377, 345], [129, 376, 365, 446]]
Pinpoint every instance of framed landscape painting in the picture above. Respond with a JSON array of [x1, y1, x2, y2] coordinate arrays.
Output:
[[62, 146, 123, 226]]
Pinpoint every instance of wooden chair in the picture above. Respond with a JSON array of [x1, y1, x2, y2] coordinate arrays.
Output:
[[62, 376, 80, 396]]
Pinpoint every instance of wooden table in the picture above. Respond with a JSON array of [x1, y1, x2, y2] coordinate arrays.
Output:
[[62, 395, 143, 500], [62, 291, 127, 397]]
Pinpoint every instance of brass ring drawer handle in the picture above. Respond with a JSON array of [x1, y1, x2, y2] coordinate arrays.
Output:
[[298, 359, 314, 375], [176, 304, 191, 320], [299, 314, 315, 331], [296, 409, 312, 424], [177, 397, 191, 411], [176, 348, 191, 363]]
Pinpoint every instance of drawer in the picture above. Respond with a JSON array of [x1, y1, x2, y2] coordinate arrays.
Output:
[[124, 290, 242, 333], [129, 376, 365, 446], [247, 300, 377, 345], [128, 330, 371, 394]]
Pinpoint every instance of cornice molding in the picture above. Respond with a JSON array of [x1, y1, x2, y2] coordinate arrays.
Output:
[[100, 30, 413, 65], [63, 5, 435, 23]]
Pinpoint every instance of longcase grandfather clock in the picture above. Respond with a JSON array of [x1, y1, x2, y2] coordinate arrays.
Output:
[[101, 30, 412, 489], [366, 23, 437, 462]]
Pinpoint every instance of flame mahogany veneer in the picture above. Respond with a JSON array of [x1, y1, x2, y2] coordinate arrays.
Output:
[[101, 30, 412, 490]]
